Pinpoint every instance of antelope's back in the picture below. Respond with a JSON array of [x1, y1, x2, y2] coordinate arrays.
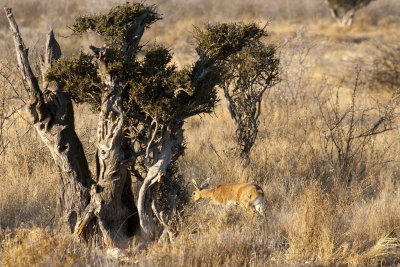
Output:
[[215, 183, 263, 203]]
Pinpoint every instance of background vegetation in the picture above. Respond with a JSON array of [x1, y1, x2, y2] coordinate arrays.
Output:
[[1, 0, 400, 265]]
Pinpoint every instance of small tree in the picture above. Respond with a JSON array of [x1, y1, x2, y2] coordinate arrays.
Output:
[[5, 3, 266, 245], [326, 0, 375, 27], [219, 30, 279, 160]]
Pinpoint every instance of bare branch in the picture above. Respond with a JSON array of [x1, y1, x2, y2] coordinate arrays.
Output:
[[145, 119, 159, 166], [42, 30, 61, 90], [4, 7, 47, 122], [151, 192, 176, 241]]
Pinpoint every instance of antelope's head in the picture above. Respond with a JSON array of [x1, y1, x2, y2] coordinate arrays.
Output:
[[191, 179, 209, 202]]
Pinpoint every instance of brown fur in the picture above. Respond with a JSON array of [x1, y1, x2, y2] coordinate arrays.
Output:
[[192, 182, 265, 216]]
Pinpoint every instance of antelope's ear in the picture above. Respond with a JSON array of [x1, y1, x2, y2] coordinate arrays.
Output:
[[200, 177, 210, 190], [192, 179, 199, 189]]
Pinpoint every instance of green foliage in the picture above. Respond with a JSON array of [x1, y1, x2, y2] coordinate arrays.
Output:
[[47, 5, 265, 126], [72, 2, 160, 47], [226, 42, 279, 90], [124, 44, 220, 124], [194, 23, 266, 61], [126, 45, 194, 122], [46, 2, 270, 145], [46, 52, 102, 111]]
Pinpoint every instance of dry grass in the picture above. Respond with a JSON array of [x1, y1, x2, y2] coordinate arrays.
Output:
[[1, 0, 400, 266]]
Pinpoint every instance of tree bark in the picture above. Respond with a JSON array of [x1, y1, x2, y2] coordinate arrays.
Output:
[[5, 8, 93, 233], [73, 46, 140, 247], [137, 129, 183, 241], [6, 9, 138, 246], [329, 7, 356, 27]]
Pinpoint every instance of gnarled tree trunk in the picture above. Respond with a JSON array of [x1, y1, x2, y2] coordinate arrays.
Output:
[[74, 50, 137, 246], [137, 128, 182, 241], [5, 8, 93, 234], [5, 8, 139, 247]]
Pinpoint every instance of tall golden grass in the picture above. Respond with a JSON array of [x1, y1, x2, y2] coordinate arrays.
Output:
[[1, 0, 400, 266]]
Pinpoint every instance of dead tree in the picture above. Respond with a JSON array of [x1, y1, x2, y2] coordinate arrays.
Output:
[[220, 33, 280, 161], [5, 8, 95, 239], [326, 0, 375, 27], [5, 3, 266, 244]]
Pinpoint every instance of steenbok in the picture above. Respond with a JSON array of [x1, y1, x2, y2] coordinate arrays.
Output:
[[191, 179, 265, 217]]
